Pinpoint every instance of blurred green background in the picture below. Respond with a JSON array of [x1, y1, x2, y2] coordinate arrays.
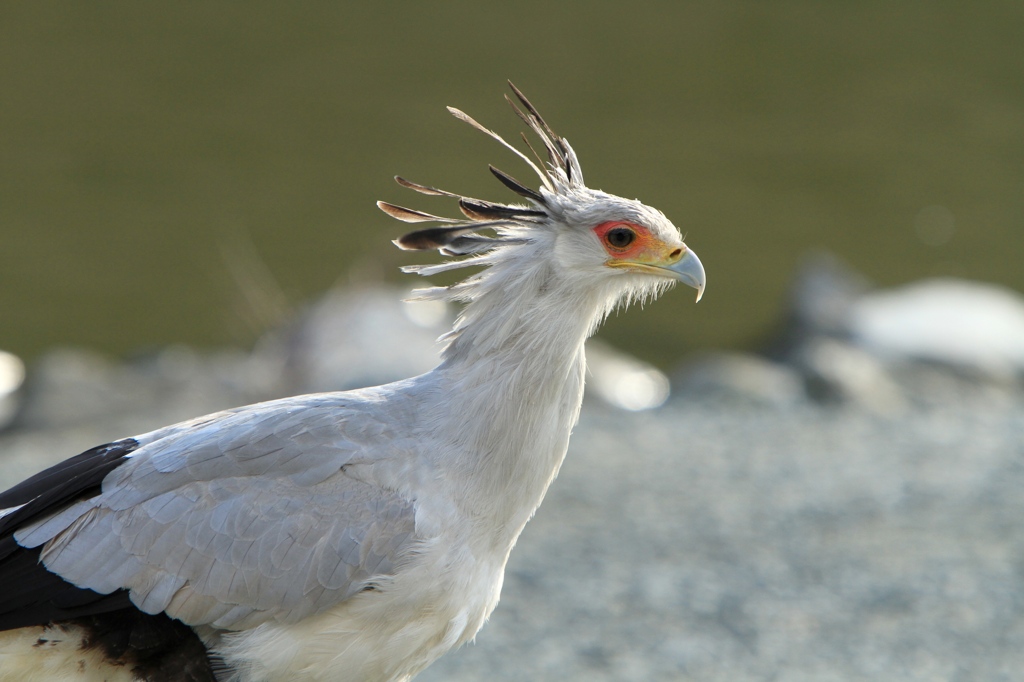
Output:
[[1, 1, 1022, 368]]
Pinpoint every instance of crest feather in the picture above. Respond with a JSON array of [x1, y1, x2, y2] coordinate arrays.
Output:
[[379, 84, 585, 269]]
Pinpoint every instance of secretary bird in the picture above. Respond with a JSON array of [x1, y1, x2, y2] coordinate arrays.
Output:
[[0, 83, 705, 681]]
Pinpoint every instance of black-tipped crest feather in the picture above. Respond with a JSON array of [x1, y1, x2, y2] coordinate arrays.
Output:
[[506, 82, 575, 183], [377, 201, 459, 224], [505, 95, 560, 172], [393, 219, 520, 252], [381, 84, 585, 260], [446, 106, 551, 191], [394, 176, 461, 198], [508, 82, 561, 150], [392, 177, 544, 222], [489, 166, 544, 203], [519, 132, 548, 175], [458, 198, 545, 222], [393, 226, 481, 251]]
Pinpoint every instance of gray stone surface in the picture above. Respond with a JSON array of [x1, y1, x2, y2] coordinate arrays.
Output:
[[422, 395, 1024, 681]]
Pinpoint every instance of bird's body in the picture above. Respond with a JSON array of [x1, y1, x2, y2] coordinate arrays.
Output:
[[0, 85, 704, 681]]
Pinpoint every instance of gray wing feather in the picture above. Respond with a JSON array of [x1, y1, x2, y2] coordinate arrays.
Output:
[[15, 394, 420, 630]]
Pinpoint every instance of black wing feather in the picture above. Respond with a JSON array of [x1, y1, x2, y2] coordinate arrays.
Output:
[[0, 439, 137, 533], [0, 438, 220, 681], [0, 439, 139, 629]]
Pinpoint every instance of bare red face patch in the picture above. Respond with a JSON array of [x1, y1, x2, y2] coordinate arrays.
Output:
[[593, 221, 657, 259]]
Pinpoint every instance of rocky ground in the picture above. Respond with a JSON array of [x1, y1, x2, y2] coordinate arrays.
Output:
[[424, 394, 1024, 681], [2, 257, 1023, 680]]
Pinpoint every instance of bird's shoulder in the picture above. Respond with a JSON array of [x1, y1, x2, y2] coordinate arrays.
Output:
[[2, 386, 434, 630], [135, 388, 416, 466]]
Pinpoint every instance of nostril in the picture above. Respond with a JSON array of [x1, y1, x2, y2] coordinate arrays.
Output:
[[669, 248, 682, 259]]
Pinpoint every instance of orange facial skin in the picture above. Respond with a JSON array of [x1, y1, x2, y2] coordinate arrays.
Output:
[[592, 221, 684, 268]]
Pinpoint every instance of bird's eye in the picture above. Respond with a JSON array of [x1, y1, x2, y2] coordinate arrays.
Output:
[[605, 227, 636, 249]]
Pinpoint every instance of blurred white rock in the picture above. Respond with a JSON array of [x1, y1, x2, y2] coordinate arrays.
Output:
[[280, 286, 451, 393], [586, 341, 670, 411], [0, 350, 26, 429], [673, 351, 805, 408], [794, 338, 907, 414], [16, 345, 279, 433], [849, 278, 1024, 380]]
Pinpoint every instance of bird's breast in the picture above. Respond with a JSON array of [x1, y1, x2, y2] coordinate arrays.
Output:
[[212, 529, 505, 682]]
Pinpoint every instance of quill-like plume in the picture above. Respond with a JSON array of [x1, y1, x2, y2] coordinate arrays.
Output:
[[378, 82, 584, 257]]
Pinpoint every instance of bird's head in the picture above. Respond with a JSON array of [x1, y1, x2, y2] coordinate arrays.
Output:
[[378, 83, 705, 313]]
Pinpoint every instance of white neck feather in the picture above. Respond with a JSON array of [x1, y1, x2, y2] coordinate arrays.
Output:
[[424, 243, 620, 548]]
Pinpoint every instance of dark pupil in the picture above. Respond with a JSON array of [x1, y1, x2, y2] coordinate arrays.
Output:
[[607, 228, 635, 248]]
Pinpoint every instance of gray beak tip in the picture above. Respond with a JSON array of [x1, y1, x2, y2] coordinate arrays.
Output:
[[668, 248, 706, 302]]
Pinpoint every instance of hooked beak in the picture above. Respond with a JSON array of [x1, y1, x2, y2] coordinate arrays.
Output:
[[604, 241, 707, 302], [665, 248, 706, 302]]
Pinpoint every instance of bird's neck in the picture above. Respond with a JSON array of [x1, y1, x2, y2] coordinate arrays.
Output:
[[432, 259, 616, 547]]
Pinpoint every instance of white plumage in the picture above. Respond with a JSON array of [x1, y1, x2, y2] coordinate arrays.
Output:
[[0, 84, 705, 681]]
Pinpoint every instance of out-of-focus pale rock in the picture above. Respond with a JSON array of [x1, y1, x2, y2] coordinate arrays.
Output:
[[17, 349, 127, 429], [673, 352, 805, 408], [0, 350, 26, 430], [16, 346, 280, 433], [849, 278, 1024, 380], [586, 340, 670, 411], [280, 286, 451, 393], [794, 338, 907, 414]]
